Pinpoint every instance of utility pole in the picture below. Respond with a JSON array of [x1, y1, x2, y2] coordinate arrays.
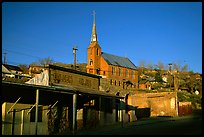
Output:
[[168, 63, 172, 91], [73, 46, 78, 69], [3, 52, 7, 64]]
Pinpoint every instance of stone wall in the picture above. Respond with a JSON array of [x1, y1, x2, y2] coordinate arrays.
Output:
[[128, 92, 178, 117]]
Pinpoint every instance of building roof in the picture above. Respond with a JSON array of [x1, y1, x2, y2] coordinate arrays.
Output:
[[139, 79, 148, 84], [2, 65, 11, 74], [3, 64, 22, 72], [48, 64, 102, 79], [101, 52, 138, 70]]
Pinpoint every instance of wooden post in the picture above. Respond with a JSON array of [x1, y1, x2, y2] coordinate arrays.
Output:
[[11, 109, 16, 135], [21, 110, 24, 135], [35, 89, 39, 135], [98, 96, 101, 123], [120, 98, 124, 128], [72, 94, 77, 135]]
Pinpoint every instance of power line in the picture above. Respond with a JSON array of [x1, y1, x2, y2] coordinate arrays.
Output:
[[2, 48, 42, 59]]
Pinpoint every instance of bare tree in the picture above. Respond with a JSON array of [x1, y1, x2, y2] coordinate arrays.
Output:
[[139, 60, 146, 68], [173, 63, 181, 72], [30, 57, 54, 66], [147, 61, 154, 70], [157, 60, 164, 70], [181, 64, 188, 72]]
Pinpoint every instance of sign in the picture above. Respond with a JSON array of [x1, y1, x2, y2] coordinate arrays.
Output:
[[49, 69, 99, 90]]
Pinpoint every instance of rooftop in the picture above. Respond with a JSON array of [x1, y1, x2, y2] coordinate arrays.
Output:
[[101, 52, 138, 70]]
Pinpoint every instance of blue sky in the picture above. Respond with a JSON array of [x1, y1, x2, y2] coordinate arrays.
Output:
[[2, 2, 202, 73]]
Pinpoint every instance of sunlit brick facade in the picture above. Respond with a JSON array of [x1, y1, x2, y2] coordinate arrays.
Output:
[[86, 12, 138, 89]]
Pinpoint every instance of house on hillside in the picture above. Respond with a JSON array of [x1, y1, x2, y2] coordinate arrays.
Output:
[[2, 64, 14, 78], [3, 64, 23, 78], [138, 79, 151, 90], [2, 64, 31, 80]]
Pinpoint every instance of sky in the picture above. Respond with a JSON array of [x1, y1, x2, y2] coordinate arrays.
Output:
[[2, 2, 202, 74]]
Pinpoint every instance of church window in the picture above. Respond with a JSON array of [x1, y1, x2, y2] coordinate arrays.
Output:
[[110, 79, 112, 85], [132, 71, 135, 79], [112, 67, 116, 75], [96, 69, 100, 75], [89, 59, 93, 65], [96, 48, 99, 56], [119, 68, 122, 76], [126, 69, 129, 78]]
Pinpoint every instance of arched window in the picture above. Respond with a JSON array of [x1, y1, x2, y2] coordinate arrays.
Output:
[[89, 59, 93, 65], [96, 48, 99, 55]]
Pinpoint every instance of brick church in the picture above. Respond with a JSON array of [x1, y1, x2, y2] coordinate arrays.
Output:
[[86, 12, 139, 89]]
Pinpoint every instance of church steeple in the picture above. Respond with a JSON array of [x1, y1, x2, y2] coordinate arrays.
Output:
[[91, 10, 97, 43]]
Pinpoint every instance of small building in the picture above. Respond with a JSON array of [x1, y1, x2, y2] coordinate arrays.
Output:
[[138, 79, 151, 90], [2, 64, 15, 78], [2, 64, 32, 81], [2, 64, 23, 78]]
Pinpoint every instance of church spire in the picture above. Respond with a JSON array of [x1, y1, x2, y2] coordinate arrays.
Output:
[[91, 10, 97, 43]]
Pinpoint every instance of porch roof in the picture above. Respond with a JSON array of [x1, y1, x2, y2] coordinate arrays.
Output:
[[2, 81, 123, 105]]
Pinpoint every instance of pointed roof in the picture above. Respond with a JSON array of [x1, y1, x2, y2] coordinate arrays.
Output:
[[101, 52, 138, 70], [2, 65, 11, 74], [91, 10, 98, 43]]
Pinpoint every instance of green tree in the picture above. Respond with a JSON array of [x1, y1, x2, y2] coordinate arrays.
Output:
[[155, 71, 163, 83]]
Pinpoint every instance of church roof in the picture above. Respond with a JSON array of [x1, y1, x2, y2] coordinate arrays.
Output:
[[101, 52, 138, 70]]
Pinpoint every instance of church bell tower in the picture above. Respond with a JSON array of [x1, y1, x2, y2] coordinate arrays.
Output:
[[87, 11, 101, 75]]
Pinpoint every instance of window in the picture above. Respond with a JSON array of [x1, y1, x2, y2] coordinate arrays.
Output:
[[132, 71, 135, 79], [30, 106, 43, 122], [119, 68, 122, 76], [115, 80, 117, 86], [126, 69, 129, 78], [119, 81, 121, 86], [112, 67, 116, 75], [89, 59, 93, 65], [96, 69, 100, 75], [110, 79, 112, 85], [96, 48, 99, 55]]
